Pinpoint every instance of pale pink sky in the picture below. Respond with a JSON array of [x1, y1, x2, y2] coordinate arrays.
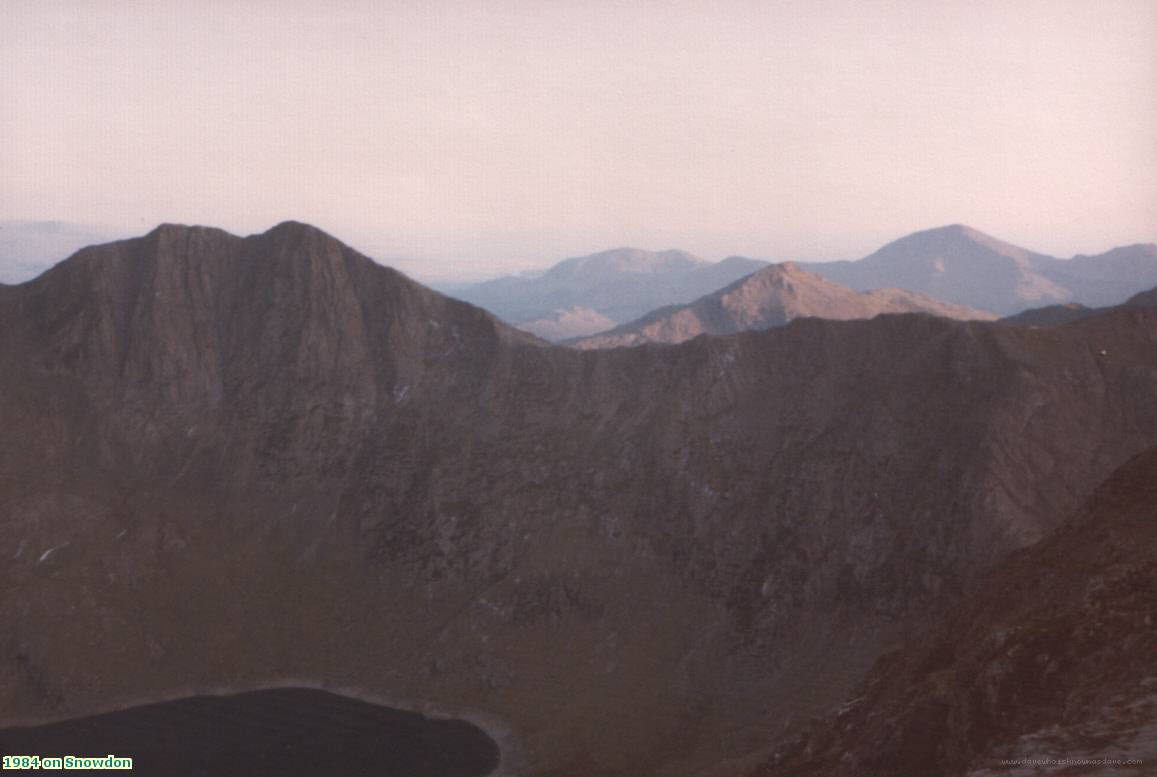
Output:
[[3, 0, 1155, 281]]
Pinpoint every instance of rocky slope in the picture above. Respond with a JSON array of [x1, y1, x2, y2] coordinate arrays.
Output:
[[451, 248, 767, 338], [568, 262, 995, 349], [750, 447, 1157, 777], [2, 223, 1157, 777], [804, 225, 1157, 314]]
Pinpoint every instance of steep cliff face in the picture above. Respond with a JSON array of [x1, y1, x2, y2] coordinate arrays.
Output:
[[751, 448, 1157, 777], [2, 224, 1156, 777]]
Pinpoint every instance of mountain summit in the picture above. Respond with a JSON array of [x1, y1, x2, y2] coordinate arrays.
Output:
[[546, 247, 705, 276], [804, 225, 1157, 313], [569, 261, 995, 348]]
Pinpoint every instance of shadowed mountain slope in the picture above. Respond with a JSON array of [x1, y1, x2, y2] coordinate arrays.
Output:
[[1003, 282, 1157, 327], [2, 224, 1157, 777], [568, 262, 995, 349], [1001, 303, 1097, 327], [750, 447, 1157, 777]]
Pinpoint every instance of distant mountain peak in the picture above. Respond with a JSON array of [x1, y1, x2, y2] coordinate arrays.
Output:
[[928, 222, 982, 236], [549, 247, 707, 278], [804, 224, 1081, 313], [263, 220, 336, 240], [765, 260, 803, 275], [569, 260, 994, 348], [453, 249, 766, 332], [888, 223, 1028, 255]]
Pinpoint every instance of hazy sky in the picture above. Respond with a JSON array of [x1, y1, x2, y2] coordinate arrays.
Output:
[[3, 1, 1155, 281]]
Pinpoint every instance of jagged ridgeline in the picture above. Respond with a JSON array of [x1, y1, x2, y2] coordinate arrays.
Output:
[[2, 222, 1156, 777]]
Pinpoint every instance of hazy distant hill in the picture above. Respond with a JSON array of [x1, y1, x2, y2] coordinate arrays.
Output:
[[451, 247, 767, 339], [515, 305, 618, 340], [803, 224, 1157, 314], [0, 220, 130, 283], [452, 227, 1157, 339], [1047, 243, 1157, 306], [569, 262, 995, 349], [1004, 283, 1157, 327], [1001, 302, 1097, 327]]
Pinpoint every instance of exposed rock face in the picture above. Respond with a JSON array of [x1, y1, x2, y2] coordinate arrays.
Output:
[[451, 248, 767, 332], [804, 225, 1157, 314], [2, 223, 1157, 777], [750, 448, 1157, 777], [568, 262, 995, 349]]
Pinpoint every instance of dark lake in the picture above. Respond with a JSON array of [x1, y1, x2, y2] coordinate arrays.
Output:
[[0, 687, 499, 777]]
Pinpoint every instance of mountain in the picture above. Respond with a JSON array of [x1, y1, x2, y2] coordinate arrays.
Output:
[[3, 223, 1157, 777], [0, 220, 130, 284], [1001, 302, 1096, 327], [1004, 283, 1157, 327], [450, 248, 767, 339], [568, 262, 995, 349], [1125, 285, 1157, 308], [1048, 243, 1157, 307], [453, 228, 1157, 340], [751, 446, 1157, 777], [803, 225, 1157, 315]]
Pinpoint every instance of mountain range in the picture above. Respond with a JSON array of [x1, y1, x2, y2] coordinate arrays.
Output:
[[568, 262, 995, 349], [450, 226, 1157, 342], [802, 224, 1157, 314], [2, 223, 1156, 776], [451, 248, 768, 339], [1002, 285, 1157, 328]]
